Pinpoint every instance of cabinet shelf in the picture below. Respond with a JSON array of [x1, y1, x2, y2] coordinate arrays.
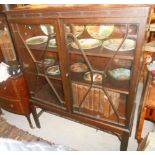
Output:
[[38, 73, 62, 81], [28, 46, 58, 53], [32, 84, 65, 108], [69, 48, 134, 60], [26, 71, 62, 81], [73, 101, 126, 126], [70, 72, 130, 94]]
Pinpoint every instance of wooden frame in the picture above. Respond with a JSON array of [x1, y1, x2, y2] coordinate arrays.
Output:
[[5, 5, 151, 150]]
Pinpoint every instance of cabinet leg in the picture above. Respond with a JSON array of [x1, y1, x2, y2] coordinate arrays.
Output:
[[0, 108, 2, 115], [26, 115, 34, 129], [31, 106, 41, 128], [120, 134, 129, 151]]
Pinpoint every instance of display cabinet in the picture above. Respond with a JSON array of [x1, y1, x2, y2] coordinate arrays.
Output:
[[5, 5, 151, 150]]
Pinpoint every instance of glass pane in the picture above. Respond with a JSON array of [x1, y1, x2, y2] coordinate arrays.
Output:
[[16, 23, 65, 108], [65, 23, 138, 125], [18, 24, 57, 50], [65, 24, 138, 53]]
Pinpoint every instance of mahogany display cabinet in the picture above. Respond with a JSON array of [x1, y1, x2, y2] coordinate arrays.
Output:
[[5, 5, 151, 150]]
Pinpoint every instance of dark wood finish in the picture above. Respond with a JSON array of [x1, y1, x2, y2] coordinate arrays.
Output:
[[120, 133, 129, 151], [136, 72, 155, 142], [0, 108, 2, 114], [31, 105, 40, 128], [26, 115, 34, 129], [5, 5, 151, 150]]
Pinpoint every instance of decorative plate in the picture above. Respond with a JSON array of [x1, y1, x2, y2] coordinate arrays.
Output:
[[83, 72, 102, 82], [48, 39, 57, 48], [108, 68, 130, 80], [40, 24, 55, 35], [26, 36, 48, 45], [86, 25, 114, 39], [70, 62, 88, 73], [102, 38, 136, 52], [43, 58, 55, 66], [65, 25, 85, 37], [46, 65, 60, 76], [71, 38, 102, 50]]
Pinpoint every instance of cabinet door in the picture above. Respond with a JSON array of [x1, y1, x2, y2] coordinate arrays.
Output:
[[11, 20, 66, 109], [62, 18, 140, 126]]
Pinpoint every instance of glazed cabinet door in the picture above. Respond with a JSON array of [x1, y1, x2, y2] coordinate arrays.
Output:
[[10, 20, 66, 110], [60, 18, 145, 127]]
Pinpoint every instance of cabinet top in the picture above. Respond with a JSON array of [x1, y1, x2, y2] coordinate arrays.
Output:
[[5, 4, 151, 12], [4, 4, 151, 20]]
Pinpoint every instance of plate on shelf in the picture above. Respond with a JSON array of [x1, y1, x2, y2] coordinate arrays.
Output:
[[48, 39, 57, 48], [26, 36, 48, 45], [43, 58, 55, 66], [108, 68, 130, 80], [40, 24, 55, 35], [86, 25, 114, 39], [71, 38, 102, 50], [65, 25, 85, 37], [102, 38, 136, 51], [46, 65, 60, 76], [70, 62, 88, 73], [83, 72, 102, 82]]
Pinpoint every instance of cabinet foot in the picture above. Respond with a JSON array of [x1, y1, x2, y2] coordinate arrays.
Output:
[[31, 106, 41, 128], [26, 115, 34, 129], [0, 108, 3, 115], [120, 134, 129, 151]]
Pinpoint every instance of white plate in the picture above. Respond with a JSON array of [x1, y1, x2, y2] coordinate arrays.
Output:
[[43, 58, 55, 66], [108, 68, 130, 80], [40, 25, 55, 35], [46, 65, 60, 76], [49, 39, 57, 48], [70, 62, 88, 73], [86, 25, 114, 39], [71, 38, 102, 50], [65, 25, 85, 37], [26, 36, 48, 45], [102, 38, 136, 51], [83, 72, 102, 82]]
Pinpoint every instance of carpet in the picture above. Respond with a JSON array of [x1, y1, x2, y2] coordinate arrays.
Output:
[[0, 116, 52, 144]]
